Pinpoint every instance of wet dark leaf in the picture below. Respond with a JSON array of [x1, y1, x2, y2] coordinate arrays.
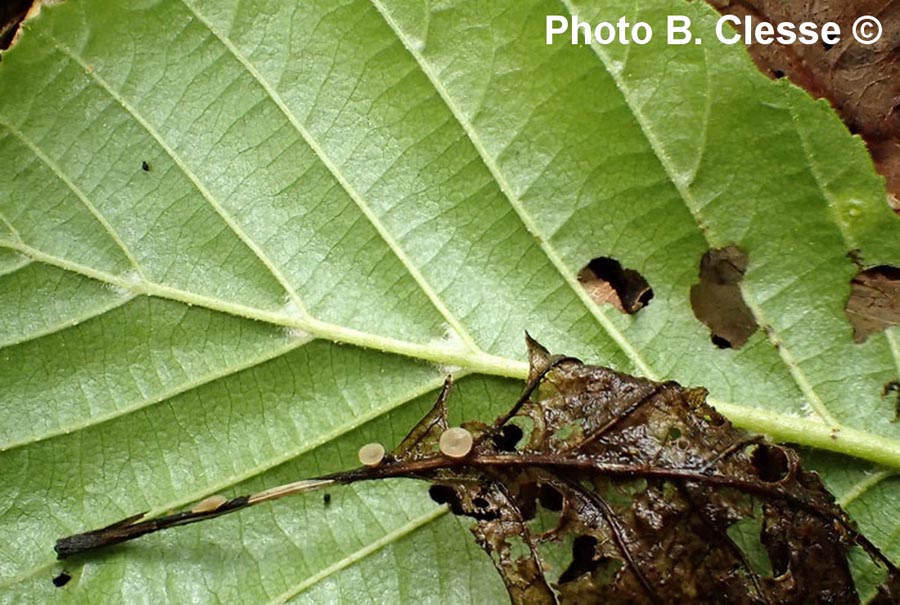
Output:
[[388, 336, 898, 604]]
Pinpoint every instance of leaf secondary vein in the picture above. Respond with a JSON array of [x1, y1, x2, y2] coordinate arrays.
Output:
[[0, 291, 134, 351], [269, 507, 449, 604], [178, 0, 482, 355], [838, 470, 895, 509], [0, 374, 454, 590], [0, 209, 24, 242], [0, 333, 310, 452], [367, 0, 656, 381], [0, 238, 527, 379], [0, 118, 148, 280], [36, 30, 309, 318], [787, 103, 861, 252], [0, 254, 31, 278]]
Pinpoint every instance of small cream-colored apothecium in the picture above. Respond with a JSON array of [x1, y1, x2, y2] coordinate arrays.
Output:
[[191, 494, 228, 514], [358, 442, 386, 467], [439, 427, 474, 458]]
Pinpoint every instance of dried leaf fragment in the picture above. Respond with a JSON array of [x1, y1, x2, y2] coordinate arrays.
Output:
[[691, 246, 758, 349], [846, 265, 900, 342]]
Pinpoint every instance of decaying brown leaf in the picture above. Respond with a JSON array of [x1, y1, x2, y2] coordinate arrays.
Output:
[[396, 337, 898, 603], [56, 337, 898, 603], [705, 1, 900, 205], [846, 265, 900, 342]]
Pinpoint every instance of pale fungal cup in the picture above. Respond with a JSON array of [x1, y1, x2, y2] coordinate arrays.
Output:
[[439, 427, 474, 458], [358, 442, 386, 467]]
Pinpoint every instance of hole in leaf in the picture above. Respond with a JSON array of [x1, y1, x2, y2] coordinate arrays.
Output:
[[750, 444, 790, 483], [578, 257, 653, 314], [845, 265, 900, 343], [727, 517, 774, 577], [526, 484, 563, 536], [559, 535, 600, 583], [429, 484, 463, 515], [508, 415, 535, 448], [690, 246, 758, 349], [492, 424, 523, 451], [538, 484, 564, 512], [711, 334, 732, 349], [0, 0, 32, 51]]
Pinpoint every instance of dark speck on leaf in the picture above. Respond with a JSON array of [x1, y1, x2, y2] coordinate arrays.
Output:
[[323, 493, 331, 505], [52, 571, 71, 588], [141, 160, 150, 172]]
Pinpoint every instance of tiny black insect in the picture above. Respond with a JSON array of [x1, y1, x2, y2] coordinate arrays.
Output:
[[141, 160, 150, 172], [52, 571, 72, 588], [323, 493, 331, 505]]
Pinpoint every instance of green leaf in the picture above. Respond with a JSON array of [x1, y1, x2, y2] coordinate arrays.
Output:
[[0, 0, 898, 602]]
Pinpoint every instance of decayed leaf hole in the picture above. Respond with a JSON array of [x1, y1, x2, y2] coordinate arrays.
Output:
[[690, 245, 758, 349], [578, 257, 653, 314], [845, 265, 900, 343], [0, 0, 33, 52]]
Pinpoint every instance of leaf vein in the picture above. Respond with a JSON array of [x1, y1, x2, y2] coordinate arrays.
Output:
[[0, 334, 312, 452], [178, 0, 482, 356], [0, 293, 134, 352], [368, 0, 657, 380], [269, 507, 448, 604], [0, 118, 148, 278], [36, 30, 310, 318]]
